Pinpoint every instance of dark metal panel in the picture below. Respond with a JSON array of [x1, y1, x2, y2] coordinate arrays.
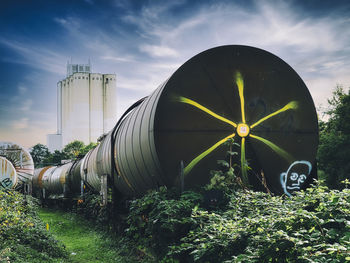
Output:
[[69, 159, 82, 193], [153, 45, 318, 195]]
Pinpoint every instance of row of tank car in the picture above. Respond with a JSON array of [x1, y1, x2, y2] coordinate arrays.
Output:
[[0, 133, 114, 203], [32, 132, 114, 201], [1, 46, 320, 202]]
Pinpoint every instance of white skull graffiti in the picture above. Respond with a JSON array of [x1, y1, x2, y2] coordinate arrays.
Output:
[[280, 160, 312, 197]]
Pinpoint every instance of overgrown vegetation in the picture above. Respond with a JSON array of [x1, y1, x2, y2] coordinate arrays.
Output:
[[0, 190, 67, 263], [318, 85, 350, 189], [119, 181, 350, 262]]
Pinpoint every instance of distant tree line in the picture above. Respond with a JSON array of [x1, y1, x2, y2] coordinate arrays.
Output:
[[30, 140, 97, 167]]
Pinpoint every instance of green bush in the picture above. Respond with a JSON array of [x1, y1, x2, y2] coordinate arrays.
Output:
[[124, 187, 202, 260], [166, 182, 350, 262], [0, 190, 67, 262], [115, 180, 350, 262]]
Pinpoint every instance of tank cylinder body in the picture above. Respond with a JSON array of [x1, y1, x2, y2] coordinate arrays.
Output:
[[0, 142, 34, 188], [0, 156, 18, 190], [32, 166, 53, 191], [32, 163, 75, 197], [68, 159, 83, 193], [114, 83, 166, 196], [112, 45, 319, 196], [79, 131, 114, 192]]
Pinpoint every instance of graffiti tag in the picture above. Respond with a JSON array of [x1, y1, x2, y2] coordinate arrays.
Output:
[[0, 178, 13, 190], [280, 160, 312, 197]]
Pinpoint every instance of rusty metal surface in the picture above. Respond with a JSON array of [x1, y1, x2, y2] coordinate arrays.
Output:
[[32, 166, 52, 190]]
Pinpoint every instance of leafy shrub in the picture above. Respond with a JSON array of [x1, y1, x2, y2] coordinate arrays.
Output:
[[166, 182, 350, 262], [124, 187, 202, 260], [0, 190, 67, 262]]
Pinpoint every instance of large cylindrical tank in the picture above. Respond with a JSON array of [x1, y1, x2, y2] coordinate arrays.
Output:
[[0, 156, 18, 190], [33, 163, 72, 196], [80, 131, 113, 191], [0, 142, 34, 188], [112, 45, 318, 196], [80, 145, 100, 190], [68, 159, 83, 194], [32, 166, 52, 191]]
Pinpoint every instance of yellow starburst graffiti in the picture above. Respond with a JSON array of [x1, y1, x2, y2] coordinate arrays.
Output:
[[175, 71, 298, 183]]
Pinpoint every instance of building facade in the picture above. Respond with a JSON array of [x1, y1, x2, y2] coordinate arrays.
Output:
[[47, 63, 117, 152]]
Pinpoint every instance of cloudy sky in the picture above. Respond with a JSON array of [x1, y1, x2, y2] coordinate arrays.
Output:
[[1, 0, 350, 148]]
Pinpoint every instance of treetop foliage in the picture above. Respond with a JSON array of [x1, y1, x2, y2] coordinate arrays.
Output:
[[30, 141, 98, 167]]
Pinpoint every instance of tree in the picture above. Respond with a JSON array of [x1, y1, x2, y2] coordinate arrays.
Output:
[[30, 144, 50, 167], [62, 141, 85, 159], [318, 85, 350, 188], [44, 150, 65, 165], [62, 140, 98, 159]]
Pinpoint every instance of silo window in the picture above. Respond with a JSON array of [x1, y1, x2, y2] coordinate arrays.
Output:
[[78, 76, 81, 79], [92, 77, 95, 80], [82, 76, 85, 79]]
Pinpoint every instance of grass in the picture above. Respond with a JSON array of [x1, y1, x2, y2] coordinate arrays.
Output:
[[38, 208, 133, 263]]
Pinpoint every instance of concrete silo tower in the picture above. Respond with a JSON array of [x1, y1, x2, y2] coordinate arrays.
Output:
[[47, 62, 117, 152]]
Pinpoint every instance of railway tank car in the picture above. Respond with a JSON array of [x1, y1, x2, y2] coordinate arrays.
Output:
[[0, 142, 34, 191], [32, 45, 319, 200]]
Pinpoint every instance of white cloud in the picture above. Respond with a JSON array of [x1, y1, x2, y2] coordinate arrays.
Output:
[[119, 0, 350, 111], [139, 44, 178, 57], [100, 55, 134, 63], [0, 38, 66, 74]]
